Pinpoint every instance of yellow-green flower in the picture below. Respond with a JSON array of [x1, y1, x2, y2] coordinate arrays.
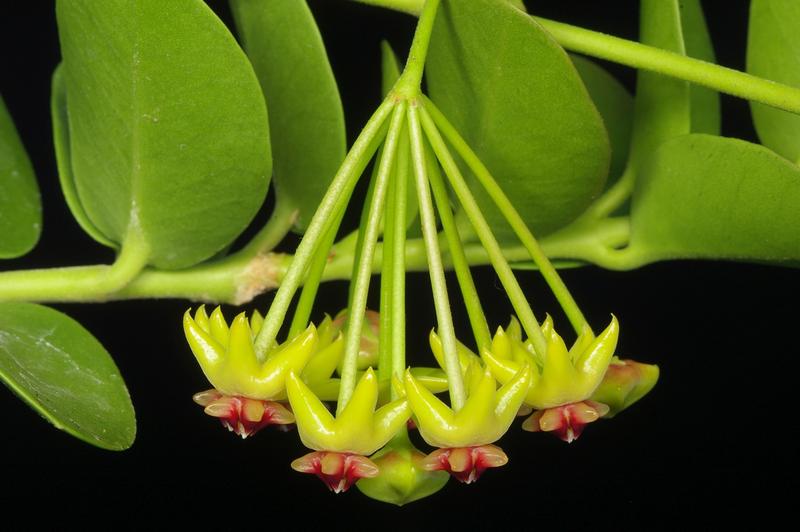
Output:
[[286, 367, 410, 455], [589, 358, 659, 417], [404, 359, 532, 449], [183, 305, 318, 400], [356, 434, 449, 505], [481, 315, 619, 409]]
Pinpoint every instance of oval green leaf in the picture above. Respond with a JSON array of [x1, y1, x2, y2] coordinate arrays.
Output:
[[570, 55, 634, 183], [51, 65, 117, 249], [0, 303, 135, 450], [0, 95, 41, 258], [426, 0, 610, 240], [627, 134, 800, 264], [231, 0, 345, 233], [680, 0, 720, 135], [747, 0, 800, 163], [56, 0, 271, 269]]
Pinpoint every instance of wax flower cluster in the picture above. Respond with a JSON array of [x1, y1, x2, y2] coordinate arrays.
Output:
[[181, 5, 659, 503], [184, 305, 657, 503]]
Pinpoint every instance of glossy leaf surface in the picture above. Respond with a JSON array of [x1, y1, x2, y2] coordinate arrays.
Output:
[[0, 303, 135, 450], [231, 0, 345, 232], [427, 0, 610, 240], [748, 0, 800, 162], [628, 134, 800, 263], [57, 0, 271, 268], [0, 95, 41, 258]]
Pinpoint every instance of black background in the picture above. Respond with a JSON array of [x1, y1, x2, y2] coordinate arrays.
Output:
[[1, 1, 797, 529]]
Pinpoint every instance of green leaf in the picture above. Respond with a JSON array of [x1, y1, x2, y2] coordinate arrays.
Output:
[[56, 0, 271, 269], [627, 134, 800, 264], [570, 55, 634, 183], [231, 0, 345, 233], [679, 0, 720, 135], [747, 0, 800, 163], [51, 65, 117, 249], [0, 303, 135, 450], [427, 0, 610, 241], [0, 95, 41, 259], [627, 0, 690, 171]]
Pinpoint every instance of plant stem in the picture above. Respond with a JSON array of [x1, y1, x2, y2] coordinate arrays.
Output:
[[354, 0, 800, 115], [422, 99, 590, 336], [418, 104, 548, 358], [337, 103, 407, 414], [0, 225, 148, 302], [425, 141, 490, 351], [534, 16, 800, 115], [253, 99, 394, 357], [392, 0, 440, 98], [378, 121, 409, 396], [407, 104, 465, 411], [287, 208, 345, 338], [237, 200, 298, 258]]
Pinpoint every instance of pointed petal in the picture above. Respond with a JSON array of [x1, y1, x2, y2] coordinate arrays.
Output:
[[409, 367, 449, 394], [568, 323, 595, 362], [183, 310, 226, 381], [404, 370, 456, 448], [249, 309, 264, 336], [286, 371, 335, 451], [541, 314, 554, 336], [226, 313, 260, 380], [307, 378, 341, 401], [371, 398, 411, 451], [208, 306, 231, 346], [481, 346, 522, 383], [506, 316, 522, 342], [490, 326, 513, 360], [454, 369, 498, 445], [338, 368, 380, 435], [542, 325, 578, 386], [193, 305, 211, 333], [429, 330, 479, 373], [254, 324, 318, 399], [575, 315, 619, 389], [302, 334, 344, 384], [492, 363, 533, 437]]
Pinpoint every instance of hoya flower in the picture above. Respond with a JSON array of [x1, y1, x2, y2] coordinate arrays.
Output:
[[287, 368, 410, 492], [287, 368, 409, 454], [331, 309, 380, 371], [481, 315, 619, 442], [184, 305, 319, 400], [356, 435, 449, 505], [589, 358, 659, 417], [404, 339, 531, 483], [183, 305, 319, 436]]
